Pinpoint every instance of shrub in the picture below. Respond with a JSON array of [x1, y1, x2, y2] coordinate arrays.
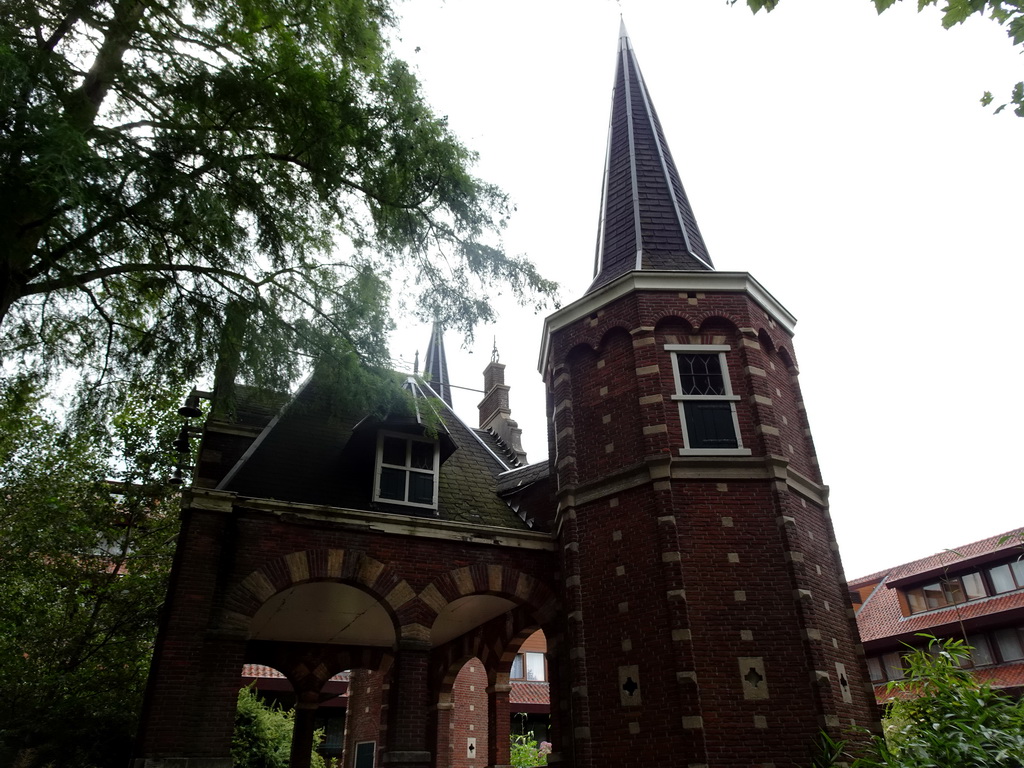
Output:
[[232, 686, 325, 768], [509, 731, 549, 768], [820, 636, 1024, 767]]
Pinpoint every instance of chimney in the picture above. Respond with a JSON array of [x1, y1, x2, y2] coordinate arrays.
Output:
[[477, 346, 527, 466]]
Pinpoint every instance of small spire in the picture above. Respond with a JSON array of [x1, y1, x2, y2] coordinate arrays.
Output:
[[589, 23, 713, 294], [413, 349, 419, 374], [491, 336, 499, 364], [422, 321, 452, 407]]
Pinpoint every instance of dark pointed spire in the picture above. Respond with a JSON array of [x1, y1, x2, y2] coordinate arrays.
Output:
[[422, 321, 452, 406], [590, 21, 714, 293]]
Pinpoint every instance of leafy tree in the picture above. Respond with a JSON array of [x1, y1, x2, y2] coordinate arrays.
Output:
[[737, 0, 1024, 116], [0, 0, 555, 396], [0, 376, 183, 768], [820, 636, 1024, 767]]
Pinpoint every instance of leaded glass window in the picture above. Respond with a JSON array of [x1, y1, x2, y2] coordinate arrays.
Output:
[[668, 346, 743, 452]]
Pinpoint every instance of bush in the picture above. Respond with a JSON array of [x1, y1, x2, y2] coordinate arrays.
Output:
[[821, 636, 1024, 767], [509, 731, 549, 768], [232, 687, 325, 768]]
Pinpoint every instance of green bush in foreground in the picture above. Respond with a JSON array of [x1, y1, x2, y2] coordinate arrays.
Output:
[[822, 636, 1024, 767], [232, 687, 325, 768]]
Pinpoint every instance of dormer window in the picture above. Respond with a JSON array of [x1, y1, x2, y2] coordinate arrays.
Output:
[[374, 432, 439, 509]]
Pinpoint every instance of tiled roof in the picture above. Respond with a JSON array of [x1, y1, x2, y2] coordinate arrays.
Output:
[[510, 680, 550, 706], [872, 661, 1024, 702], [589, 21, 713, 294], [854, 529, 1024, 645], [884, 530, 1024, 584], [848, 568, 892, 589], [242, 664, 349, 683]]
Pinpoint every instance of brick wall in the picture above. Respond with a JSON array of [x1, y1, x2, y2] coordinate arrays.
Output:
[[544, 284, 877, 767], [448, 659, 488, 768]]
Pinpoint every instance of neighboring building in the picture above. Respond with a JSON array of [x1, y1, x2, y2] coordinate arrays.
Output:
[[851, 530, 1024, 702], [134, 23, 876, 768]]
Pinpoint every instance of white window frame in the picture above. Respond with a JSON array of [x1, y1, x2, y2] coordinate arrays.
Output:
[[666, 344, 750, 456], [354, 741, 376, 768], [511, 651, 547, 681], [373, 431, 440, 509]]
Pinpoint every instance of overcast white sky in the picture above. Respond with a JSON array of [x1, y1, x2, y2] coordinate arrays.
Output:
[[385, 0, 1024, 579]]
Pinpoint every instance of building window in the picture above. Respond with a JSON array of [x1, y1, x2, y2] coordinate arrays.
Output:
[[373, 432, 439, 509], [511, 652, 546, 681], [903, 559, 1024, 615], [906, 574, 986, 613], [666, 345, 747, 454], [354, 742, 375, 768], [865, 656, 885, 682], [966, 634, 994, 667], [993, 628, 1024, 662], [881, 651, 905, 681], [988, 560, 1024, 594]]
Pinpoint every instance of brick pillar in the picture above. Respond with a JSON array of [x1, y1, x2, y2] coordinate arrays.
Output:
[[543, 630, 567, 768], [135, 505, 243, 768], [383, 641, 431, 768], [486, 683, 511, 768], [290, 695, 320, 768], [433, 700, 454, 768], [343, 669, 384, 768]]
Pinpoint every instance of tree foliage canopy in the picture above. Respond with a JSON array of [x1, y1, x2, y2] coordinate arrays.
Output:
[[1, 0, 555, 395], [739, 0, 1024, 116], [0, 376, 183, 768]]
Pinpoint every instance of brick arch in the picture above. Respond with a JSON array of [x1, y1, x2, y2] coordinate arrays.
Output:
[[776, 344, 797, 372], [563, 321, 639, 361], [430, 604, 542, 699], [417, 564, 558, 630], [653, 313, 698, 335], [246, 641, 393, 694], [488, 609, 547, 686], [436, 648, 488, 695], [219, 548, 415, 636], [564, 339, 599, 365], [757, 327, 777, 354], [694, 313, 743, 335]]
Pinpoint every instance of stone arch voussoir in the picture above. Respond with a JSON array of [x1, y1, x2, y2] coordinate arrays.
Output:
[[219, 548, 415, 635], [418, 564, 558, 630]]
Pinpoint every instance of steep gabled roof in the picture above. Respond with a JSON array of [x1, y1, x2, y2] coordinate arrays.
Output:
[[213, 373, 527, 529], [590, 21, 713, 293]]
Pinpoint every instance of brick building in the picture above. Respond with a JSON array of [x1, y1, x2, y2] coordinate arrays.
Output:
[[851, 529, 1024, 701], [135, 23, 876, 768]]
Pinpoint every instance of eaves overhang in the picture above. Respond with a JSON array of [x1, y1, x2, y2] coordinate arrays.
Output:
[[538, 270, 798, 376], [184, 487, 556, 551]]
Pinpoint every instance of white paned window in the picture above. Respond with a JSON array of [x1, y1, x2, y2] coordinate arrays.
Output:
[[666, 345, 749, 456], [511, 652, 546, 681], [373, 432, 439, 509]]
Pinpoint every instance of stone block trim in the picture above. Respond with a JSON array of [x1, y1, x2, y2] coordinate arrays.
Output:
[[418, 565, 559, 628], [224, 549, 412, 624]]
